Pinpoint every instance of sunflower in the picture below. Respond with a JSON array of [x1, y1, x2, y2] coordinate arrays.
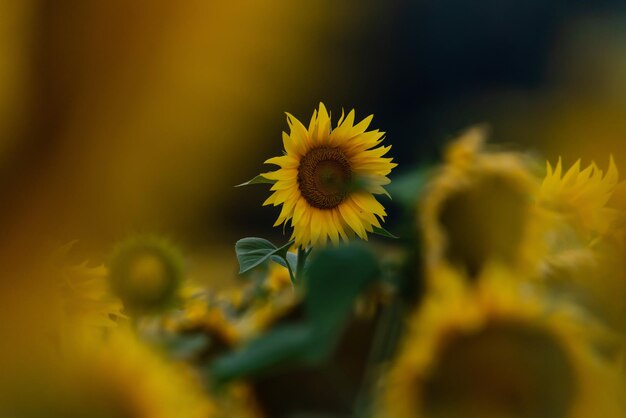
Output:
[[234, 271, 302, 342], [45, 243, 126, 341], [108, 236, 184, 315], [420, 127, 545, 280], [539, 157, 620, 238], [264, 261, 293, 294], [3, 330, 214, 418], [537, 157, 626, 330], [262, 103, 396, 248], [378, 266, 626, 418], [163, 286, 240, 348], [60, 262, 125, 329]]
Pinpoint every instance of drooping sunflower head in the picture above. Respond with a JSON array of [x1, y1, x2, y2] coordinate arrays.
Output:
[[262, 103, 396, 248], [539, 156, 621, 238], [378, 267, 626, 418], [108, 236, 184, 315], [420, 127, 544, 280]]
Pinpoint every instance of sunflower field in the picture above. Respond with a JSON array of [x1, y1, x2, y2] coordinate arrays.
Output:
[[1, 2, 626, 418]]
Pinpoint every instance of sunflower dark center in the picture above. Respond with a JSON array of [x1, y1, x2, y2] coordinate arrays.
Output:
[[422, 322, 576, 418], [438, 174, 529, 278], [298, 147, 352, 209]]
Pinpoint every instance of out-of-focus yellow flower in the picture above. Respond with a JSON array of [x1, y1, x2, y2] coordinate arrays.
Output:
[[540, 157, 620, 238], [536, 157, 626, 331], [60, 262, 125, 329], [108, 236, 184, 315], [420, 127, 545, 281], [378, 266, 625, 418], [262, 102, 396, 248], [234, 287, 301, 342], [45, 243, 124, 344], [140, 286, 266, 418], [164, 271, 299, 347], [538, 233, 626, 333], [2, 330, 214, 418], [164, 286, 240, 348], [264, 261, 293, 294]]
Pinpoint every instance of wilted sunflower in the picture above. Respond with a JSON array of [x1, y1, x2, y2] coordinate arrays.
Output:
[[420, 127, 545, 280], [378, 266, 626, 418], [262, 103, 396, 248]]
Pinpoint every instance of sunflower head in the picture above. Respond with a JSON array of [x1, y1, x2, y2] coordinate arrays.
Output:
[[420, 128, 544, 281], [108, 236, 184, 315], [262, 103, 396, 248], [378, 267, 626, 418]]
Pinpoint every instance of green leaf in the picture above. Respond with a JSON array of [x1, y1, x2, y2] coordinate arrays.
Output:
[[235, 174, 276, 187], [211, 325, 311, 380], [270, 252, 298, 273], [235, 238, 294, 274], [372, 226, 399, 239], [305, 244, 380, 339]]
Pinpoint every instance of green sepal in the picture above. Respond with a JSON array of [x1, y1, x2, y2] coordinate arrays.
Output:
[[372, 226, 399, 239], [235, 175, 276, 187]]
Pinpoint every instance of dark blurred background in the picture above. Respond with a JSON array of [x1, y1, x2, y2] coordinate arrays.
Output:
[[1, 0, 626, 285]]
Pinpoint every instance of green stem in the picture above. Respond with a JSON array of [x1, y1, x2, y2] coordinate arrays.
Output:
[[353, 297, 406, 417], [295, 247, 309, 283], [285, 258, 297, 287]]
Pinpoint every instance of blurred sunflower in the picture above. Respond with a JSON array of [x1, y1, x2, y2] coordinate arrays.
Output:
[[108, 236, 184, 315], [3, 331, 214, 418], [540, 157, 620, 238], [234, 288, 301, 342], [163, 264, 299, 348], [60, 262, 125, 329], [156, 291, 266, 418], [264, 261, 293, 294], [378, 266, 625, 418], [163, 286, 240, 348], [537, 157, 626, 330], [46, 243, 125, 340], [420, 127, 544, 280], [262, 102, 396, 248]]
